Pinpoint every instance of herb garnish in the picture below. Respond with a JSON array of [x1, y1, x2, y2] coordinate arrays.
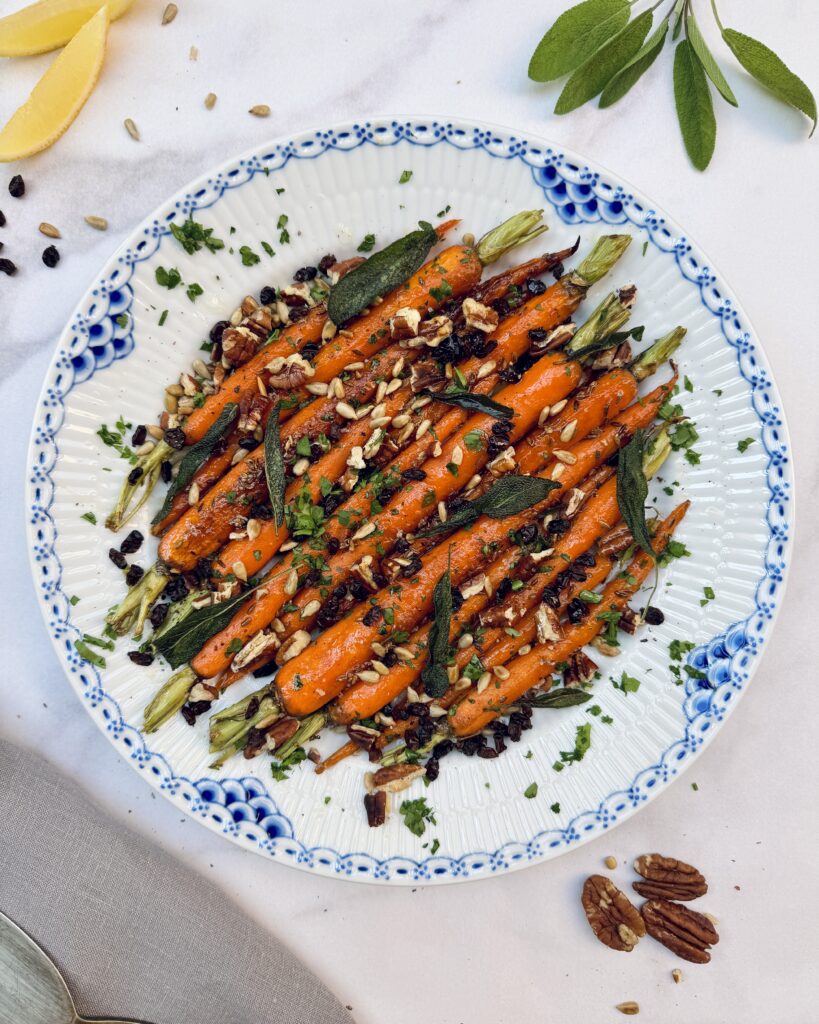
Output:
[[399, 170, 413, 184], [155, 266, 182, 289], [357, 233, 376, 253], [81, 511, 97, 525], [263, 403, 286, 529], [421, 388, 514, 419], [616, 428, 654, 558], [523, 782, 539, 799], [421, 562, 453, 698], [74, 639, 106, 668], [553, 722, 592, 770], [399, 797, 437, 837], [520, 688, 592, 709], [613, 671, 641, 694], [97, 417, 136, 464], [527, 0, 816, 171], [737, 436, 755, 453], [271, 747, 307, 781], [152, 404, 238, 524], [169, 216, 224, 254], [418, 476, 559, 538], [186, 282, 203, 302], [239, 245, 260, 267]]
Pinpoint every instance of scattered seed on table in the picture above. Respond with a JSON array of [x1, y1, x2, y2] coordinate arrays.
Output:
[[0, 258, 16, 276], [42, 245, 60, 268], [249, 104, 271, 117], [204, 92, 217, 110], [161, 2, 178, 24], [8, 175, 24, 198], [85, 215, 108, 231], [189, 45, 198, 60], [39, 222, 61, 238], [124, 118, 140, 141]]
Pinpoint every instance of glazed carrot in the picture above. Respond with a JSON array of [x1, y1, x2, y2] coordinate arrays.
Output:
[[516, 368, 637, 474], [193, 352, 583, 678], [449, 503, 689, 736], [276, 376, 676, 715]]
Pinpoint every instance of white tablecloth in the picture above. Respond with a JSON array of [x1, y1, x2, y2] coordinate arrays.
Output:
[[2, 1, 818, 1021]]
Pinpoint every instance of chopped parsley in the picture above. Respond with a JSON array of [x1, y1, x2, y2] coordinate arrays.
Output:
[[429, 280, 453, 302], [169, 216, 224, 255], [523, 782, 538, 799], [554, 723, 592, 770], [186, 282, 203, 302], [81, 511, 97, 525], [700, 585, 715, 607], [429, 838, 440, 855], [261, 240, 275, 257], [239, 245, 260, 267], [277, 214, 290, 245], [550, 801, 561, 813], [464, 429, 483, 453], [295, 435, 312, 458], [270, 746, 307, 781], [69, 595, 81, 606], [613, 671, 641, 694], [155, 265, 182, 289], [684, 376, 693, 392], [399, 169, 413, 184], [399, 797, 436, 837], [158, 309, 168, 326], [357, 233, 376, 253], [737, 437, 755, 453], [225, 638, 243, 655], [115, 313, 129, 328], [97, 417, 136, 463]]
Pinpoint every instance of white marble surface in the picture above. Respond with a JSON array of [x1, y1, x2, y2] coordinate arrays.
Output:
[[2, 1, 819, 1021]]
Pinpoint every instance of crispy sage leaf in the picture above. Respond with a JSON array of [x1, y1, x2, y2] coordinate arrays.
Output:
[[673, 39, 717, 171], [616, 429, 655, 559], [418, 476, 560, 538], [722, 28, 816, 134], [327, 221, 438, 325], [599, 18, 669, 108], [151, 403, 238, 524], [521, 689, 593, 709], [528, 0, 629, 83], [152, 582, 263, 669], [421, 565, 453, 698], [686, 12, 737, 106], [421, 388, 513, 419], [555, 9, 654, 115], [264, 403, 286, 530]]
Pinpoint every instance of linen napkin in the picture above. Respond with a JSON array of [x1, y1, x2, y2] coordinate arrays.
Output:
[[0, 737, 352, 1024]]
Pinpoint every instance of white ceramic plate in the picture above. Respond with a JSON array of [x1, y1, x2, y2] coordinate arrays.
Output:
[[27, 117, 793, 884]]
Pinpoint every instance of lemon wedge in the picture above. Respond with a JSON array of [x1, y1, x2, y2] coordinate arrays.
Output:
[[0, 5, 108, 162], [0, 0, 130, 57]]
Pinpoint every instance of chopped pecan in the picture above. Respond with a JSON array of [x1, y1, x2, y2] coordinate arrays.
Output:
[[328, 256, 366, 283], [237, 393, 268, 437], [245, 305, 273, 337], [389, 306, 421, 341], [531, 322, 576, 352], [410, 359, 447, 393], [231, 629, 280, 671], [619, 607, 641, 636], [264, 717, 299, 751], [364, 790, 387, 828], [487, 446, 516, 476], [592, 341, 632, 371], [276, 629, 311, 665], [267, 358, 312, 391], [536, 604, 562, 644], [641, 899, 718, 964], [371, 763, 425, 793], [563, 650, 598, 687], [582, 875, 646, 952], [462, 297, 499, 334], [221, 326, 259, 367], [592, 636, 621, 657], [598, 522, 635, 558], [633, 854, 708, 901], [347, 723, 380, 751], [414, 315, 452, 349]]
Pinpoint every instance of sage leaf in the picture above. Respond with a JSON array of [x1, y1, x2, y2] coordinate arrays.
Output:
[[421, 565, 452, 698], [151, 403, 238, 525], [418, 475, 559, 538], [686, 13, 737, 106], [152, 582, 263, 669], [555, 9, 654, 115], [528, 0, 629, 83], [616, 429, 655, 559], [599, 18, 669, 108], [673, 39, 717, 171], [327, 221, 438, 325], [421, 389, 513, 419], [671, 0, 685, 41], [522, 689, 593, 709], [722, 28, 816, 135], [264, 403, 286, 529]]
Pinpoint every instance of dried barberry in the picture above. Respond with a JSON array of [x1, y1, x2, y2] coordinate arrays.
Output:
[[125, 564, 144, 587], [128, 650, 154, 666], [42, 245, 60, 268], [8, 175, 24, 198], [164, 427, 186, 450], [119, 529, 144, 554], [108, 548, 128, 570]]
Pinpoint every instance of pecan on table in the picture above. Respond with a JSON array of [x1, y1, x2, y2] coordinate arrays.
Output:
[[641, 899, 719, 964], [632, 853, 708, 901], [581, 875, 646, 952]]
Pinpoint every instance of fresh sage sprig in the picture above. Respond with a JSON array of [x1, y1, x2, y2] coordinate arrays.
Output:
[[420, 388, 514, 419], [616, 428, 655, 559], [528, 0, 816, 170], [264, 403, 286, 529], [152, 403, 238, 525], [418, 475, 560, 538], [421, 561, 453, 698], [520, 689, 593, 708]]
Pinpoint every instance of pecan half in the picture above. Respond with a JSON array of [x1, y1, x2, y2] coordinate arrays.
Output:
[[632, 854, 708, 901], [221, 326, 259, 366], [264, 717, 299, 751], [641, 899, 718, 964], [462, 297, 499, 334], [582, 875, 646, 952], [364, 790, 387, 828], [371, 763, 425, 793], [564, 649, 598, 688]]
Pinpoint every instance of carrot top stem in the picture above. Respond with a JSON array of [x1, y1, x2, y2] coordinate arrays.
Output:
[[208, 685, 280, 753], [106, 438, 173, 533], [564, 286, 636, 358], [474, 209, 548, 264], [631, 326, 687, 381], [274, 712, 328, 763], [570, 233, 632, 286], [143, 666, 197, 734], [106, 564, 169, 636]]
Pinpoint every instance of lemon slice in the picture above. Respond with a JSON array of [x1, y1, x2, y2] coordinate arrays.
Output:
[[0, 0, 130, 57], [0, 5, 108, 162]]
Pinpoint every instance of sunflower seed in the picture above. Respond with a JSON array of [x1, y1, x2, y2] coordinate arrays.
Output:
[[353, 522, 376, 540], [371, 661, 390, 676], [392, 357, 405, 378], [393, 647, 413, 662], [292, 457, 310, 477], [249, 104, 271, 117], [189, 45, 198, 60], [232, 560, 248, 583], [476, 361, 496, 380], [553, 449, 577, 465], [550, 399, 568, 416], [538, 406, 551, 427], [84, 215, 108, 231], [305, 382, 329, 396], [415, 418, 431, 440], [357, 670, 381, 684], [124, 118, 140, 141], [476, 672, 491, 694], [302, 600, 321, 618], [437, 501, 447, 522], [560, 419, 578, 443], [38, 222, 61, 239], [493, 664, 510, 680], [551, 462, 566, 480], [231, 447, 249, 466], [451, 444, 463, 466], [161, 2, 178, 24], [284, 568, 299, 596], [457, 633, 473, 649], [391, 414, 410, 429]]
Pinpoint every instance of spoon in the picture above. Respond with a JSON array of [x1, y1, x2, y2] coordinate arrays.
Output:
[[0, 909, 149, 1024]]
